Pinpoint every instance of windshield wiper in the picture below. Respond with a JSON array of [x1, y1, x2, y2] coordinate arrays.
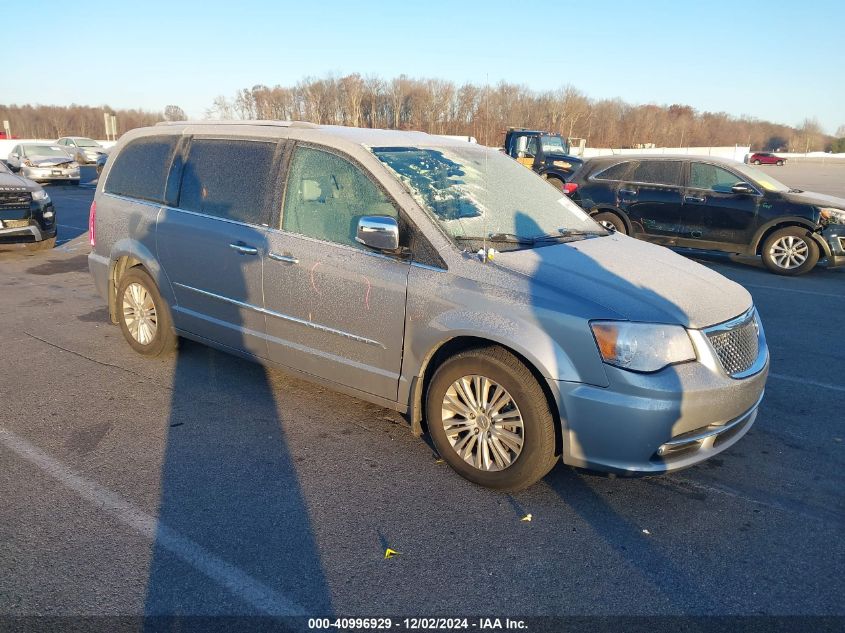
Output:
[[532, 229, 606, 242], [788, 188, 804, 193], [455, 233, 534, 244]]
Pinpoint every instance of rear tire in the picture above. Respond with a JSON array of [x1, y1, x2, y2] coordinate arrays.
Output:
[[24, 236, 56, 251], [761, 226, 819, 275], [116, 267, 177, 356], [592, 211, 627, 234], [425, 345, 558, 491]]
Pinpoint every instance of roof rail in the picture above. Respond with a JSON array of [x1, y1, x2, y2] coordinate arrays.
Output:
[[154, 120, 319, 129]]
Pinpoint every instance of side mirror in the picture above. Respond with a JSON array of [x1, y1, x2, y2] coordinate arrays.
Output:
[[356, 215, 399, 251], [731, 182, 756, 195]]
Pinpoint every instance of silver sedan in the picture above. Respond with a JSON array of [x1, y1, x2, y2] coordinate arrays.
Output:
[[6, 143, 80, 183]]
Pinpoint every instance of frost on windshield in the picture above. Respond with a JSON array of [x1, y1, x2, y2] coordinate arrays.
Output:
[[371, 147, 486, 223]]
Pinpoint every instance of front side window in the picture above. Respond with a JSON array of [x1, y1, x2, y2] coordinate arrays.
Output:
[[282, 146, 396, 248], [689, 162, 742, 192], [371, 144, 601, 246], [105, 136, 180, 203], [178, 139, 277, 226], [630, 160, 682, 186]]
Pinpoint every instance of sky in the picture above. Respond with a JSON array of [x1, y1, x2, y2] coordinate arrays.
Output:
[[5, 0, 844, 134]]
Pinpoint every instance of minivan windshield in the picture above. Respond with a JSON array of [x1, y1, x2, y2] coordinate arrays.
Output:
[[734, 163, 791, 192], [371, 144, 603, 246]]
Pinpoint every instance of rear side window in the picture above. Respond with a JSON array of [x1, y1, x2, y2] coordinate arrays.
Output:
[[105, 136, 179, 203], [178, 139, 278, 226], [629, 160, 682, 186], [592, 161, 635, 182]]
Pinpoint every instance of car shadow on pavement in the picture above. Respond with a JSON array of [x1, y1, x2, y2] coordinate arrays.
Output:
[[142, 222, 333, 620]]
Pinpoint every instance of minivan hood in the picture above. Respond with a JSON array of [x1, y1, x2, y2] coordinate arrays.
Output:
[[492, 234, 752, 329], [782, 189, 845, 210]]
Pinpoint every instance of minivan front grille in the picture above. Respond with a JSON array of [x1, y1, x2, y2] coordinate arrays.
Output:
[[706, 312, 760, 377], [0, 190, 32, 210]]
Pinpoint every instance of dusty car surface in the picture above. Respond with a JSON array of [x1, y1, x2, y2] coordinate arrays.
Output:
[[0, 160, 57, 249], [6, 143, 80, 184], [89, 122, 769, 490], [567, 154, 845, 275]]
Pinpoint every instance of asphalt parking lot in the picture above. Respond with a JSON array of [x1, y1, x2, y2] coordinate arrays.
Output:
[[0, 163, 843, 622]]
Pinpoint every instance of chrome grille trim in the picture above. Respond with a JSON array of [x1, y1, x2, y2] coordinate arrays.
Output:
[[704, 308, 762, 378]]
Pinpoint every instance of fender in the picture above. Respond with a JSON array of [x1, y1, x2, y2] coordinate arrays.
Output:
[[107, 237, 176, 320], [751, 216, 830, 257]]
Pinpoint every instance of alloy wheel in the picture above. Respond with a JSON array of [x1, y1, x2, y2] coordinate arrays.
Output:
[[441, 375, 524, 471], [769, 235, 809, 270], [122, 282, 158, 345]]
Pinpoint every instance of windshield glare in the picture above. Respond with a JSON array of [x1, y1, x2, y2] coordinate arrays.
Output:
[[735, 163, 791, 192], [75, 139, 101, 147], [23, 145, 71, 158], [371, 144, 601, 244]]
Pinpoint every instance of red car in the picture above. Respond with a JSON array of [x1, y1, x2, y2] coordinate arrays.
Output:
[[749, 152, 785, 166]]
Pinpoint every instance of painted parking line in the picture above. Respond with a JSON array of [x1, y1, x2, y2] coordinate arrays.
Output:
[[0, 427, 306, 616], [768, 372, 845, 393], [58, 223, 87, 231], [742, 284, 844, 300]]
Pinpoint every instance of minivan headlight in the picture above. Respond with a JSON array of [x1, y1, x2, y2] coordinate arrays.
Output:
[[32, 190, 50, 202], [590, 321, 696, 372], [819, 208, 845, 225]]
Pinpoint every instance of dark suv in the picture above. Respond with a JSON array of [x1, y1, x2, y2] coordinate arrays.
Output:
[[0, 160, 57, 250], [567, 155, 845, 275]]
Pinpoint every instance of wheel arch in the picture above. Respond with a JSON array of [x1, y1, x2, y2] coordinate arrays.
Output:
[[752, 218, 829, 258], [589, 206, 632, 233], [407, 335, 564, 458], [107, 240, 173, 324]]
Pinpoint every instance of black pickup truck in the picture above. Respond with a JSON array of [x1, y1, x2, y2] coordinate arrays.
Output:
[[503, 128, 583, 191], [0, 161, 57, 250]]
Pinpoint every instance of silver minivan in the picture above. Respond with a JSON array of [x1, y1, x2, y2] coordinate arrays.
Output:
[[88, 121, 769, 490]]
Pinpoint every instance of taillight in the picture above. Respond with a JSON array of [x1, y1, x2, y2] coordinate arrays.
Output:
[[563, 182, 578, 195], [88, 200, 96, 247]]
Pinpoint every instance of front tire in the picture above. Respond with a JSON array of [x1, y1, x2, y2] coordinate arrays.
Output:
[[426, 345, 557, 491], [116, 267, 177, 356], [761, 227, 819, 275], [753, 160, 761, 165], [776, 160, 784, 166]]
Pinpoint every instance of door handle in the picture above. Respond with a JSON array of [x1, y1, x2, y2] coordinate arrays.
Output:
[[268, 252, 299, 264], [229, 243, 258, 255], [619, 188, 637, 196], [684, 195, 706, 203]]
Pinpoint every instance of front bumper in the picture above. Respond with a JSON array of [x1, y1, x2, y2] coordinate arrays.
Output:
[[821, 223, 845, 268], [551, 316, 769, 474], [0, 201, 56, 243], [21, 165, 80, 182]]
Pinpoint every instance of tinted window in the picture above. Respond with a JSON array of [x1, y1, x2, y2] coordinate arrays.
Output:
[[629, 160, 682, 186], [592, 161, 636, 181], [105, 136, 179, 203], [689, 163, 742, 192], [178, 139, 278, 226], [283, 147, 396, 248]]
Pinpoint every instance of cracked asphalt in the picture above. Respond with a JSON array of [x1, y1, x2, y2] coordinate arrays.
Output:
[[0, 163, 843, 620]]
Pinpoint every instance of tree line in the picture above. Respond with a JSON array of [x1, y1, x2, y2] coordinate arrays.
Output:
[[0, 104, 163, 140], [208, 74, 837, 152], [3, 74, 841, 151]]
